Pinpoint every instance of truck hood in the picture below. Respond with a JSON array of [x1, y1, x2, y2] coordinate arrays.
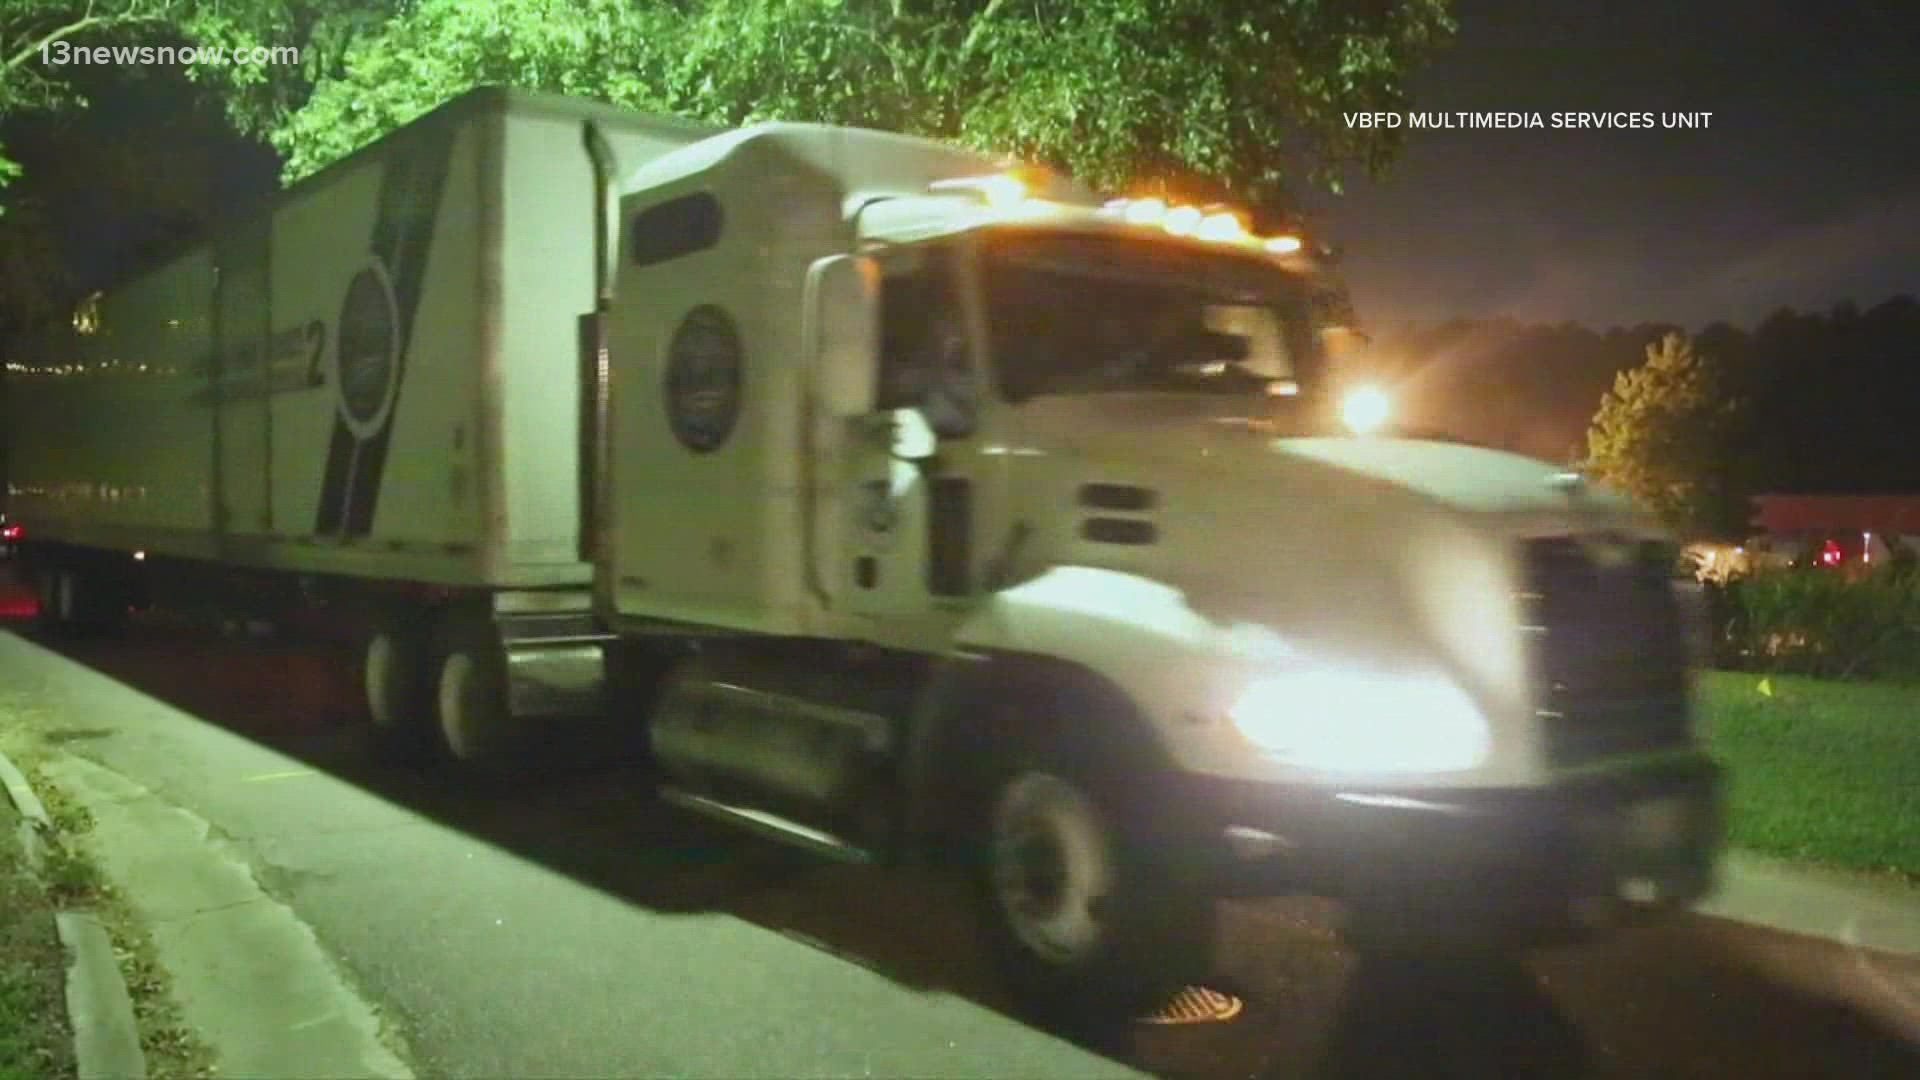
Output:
[[1007, 394, 1617, 519], [997, 394, 1656, 689]]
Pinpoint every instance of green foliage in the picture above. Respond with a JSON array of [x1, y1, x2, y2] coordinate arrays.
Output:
[[1584, 331, 1750, 537], [169, 2, 397, 149], [271, 0, 1457, 213], [1714, 566, 1920, 682], [3, 0, 1444, 334], [271, 0, 688, 179], [0, 154, 18, 215], [2, 0, 164, 203], [3, 0, 1453, 258], [0, 0, 368, 201]]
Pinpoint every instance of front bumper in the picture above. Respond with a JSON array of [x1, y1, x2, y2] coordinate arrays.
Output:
[[1177, 754, 1724, 948]]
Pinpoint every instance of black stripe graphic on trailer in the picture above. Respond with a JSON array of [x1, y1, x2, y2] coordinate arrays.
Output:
[[315, 125, 455, 536]]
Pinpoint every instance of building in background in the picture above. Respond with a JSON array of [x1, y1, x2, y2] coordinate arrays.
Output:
[[1746, 494, 1920, 571]]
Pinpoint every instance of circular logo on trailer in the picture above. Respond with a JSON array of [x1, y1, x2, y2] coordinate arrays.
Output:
[[332, 259, 401, 441], [664, 305, 744, 453]]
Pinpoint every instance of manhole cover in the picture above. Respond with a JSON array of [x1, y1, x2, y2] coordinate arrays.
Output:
[[1135, 984, 1243, 1025]]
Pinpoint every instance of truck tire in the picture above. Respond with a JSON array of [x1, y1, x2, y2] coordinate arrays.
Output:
[[975, 740, 1216, 1022], [35, 564, 126, 637], [431, 608, 516, 766], [32, 565, 67, 633], [364, 614, 435, 763]]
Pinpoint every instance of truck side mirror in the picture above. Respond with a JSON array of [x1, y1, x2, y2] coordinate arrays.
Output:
[[805, 254, 881, 418], [887, 407, 937, 462]]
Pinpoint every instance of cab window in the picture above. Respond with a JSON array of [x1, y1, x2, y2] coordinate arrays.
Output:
[[877, 247, 978, 439]]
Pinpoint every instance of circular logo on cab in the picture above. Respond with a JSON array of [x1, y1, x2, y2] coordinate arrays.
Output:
[[333, 259, 401, 440], [664, 306, 744, 453]]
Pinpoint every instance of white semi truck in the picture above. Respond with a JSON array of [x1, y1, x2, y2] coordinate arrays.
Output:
[[4, 87, 1722, 1014]]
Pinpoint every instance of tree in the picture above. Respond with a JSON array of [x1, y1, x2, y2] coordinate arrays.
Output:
[[0, 0, 390, 206], [3, 0, 1452, 338], [266, 0, 1458, 220], [0, 49, 280, 337], [3, 0, 170, 206], [263, 0, 684, 180], [1584, 332, 1751, 538]]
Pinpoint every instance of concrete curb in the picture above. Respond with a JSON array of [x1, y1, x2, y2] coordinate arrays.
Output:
[[1701, 849, 1920, 960], [0, 749, 50, 871], [0, 747, 149, 1080], [57, 913, 148, 1080], [0, 749, 50, 824]]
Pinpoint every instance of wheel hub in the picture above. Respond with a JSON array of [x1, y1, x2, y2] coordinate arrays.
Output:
[[990, 772, 1116, 963], [438, 652, 484, 760]]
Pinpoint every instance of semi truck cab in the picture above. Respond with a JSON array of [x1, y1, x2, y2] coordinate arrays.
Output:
[[591, 125, 1724, 1013]]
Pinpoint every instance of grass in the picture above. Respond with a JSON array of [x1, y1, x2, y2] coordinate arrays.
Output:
[[1699, 670, 1920, 881], [0, 817, 75, 1080]]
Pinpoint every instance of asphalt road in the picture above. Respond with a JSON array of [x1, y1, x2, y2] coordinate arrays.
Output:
[[3, 605, 1919, 1079]]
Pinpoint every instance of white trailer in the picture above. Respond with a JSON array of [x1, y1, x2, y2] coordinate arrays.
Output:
[[6, 90, 714, 748], [5, 87, 1724, 1017]]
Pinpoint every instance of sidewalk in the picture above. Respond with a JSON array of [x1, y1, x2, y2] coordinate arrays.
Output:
[[40, 752, 411, 1080], [1700, 849, 1920, 958], [1, 734, 410, 1080]]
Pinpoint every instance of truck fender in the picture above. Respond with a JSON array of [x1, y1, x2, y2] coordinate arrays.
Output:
[[899, 576, 1193, 853]]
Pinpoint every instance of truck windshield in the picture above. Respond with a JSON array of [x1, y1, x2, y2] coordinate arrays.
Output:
[[982, 232, 1322, 403]]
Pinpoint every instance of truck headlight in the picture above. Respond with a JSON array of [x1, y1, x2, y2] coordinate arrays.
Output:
[[1228, 668, 1491, 774]]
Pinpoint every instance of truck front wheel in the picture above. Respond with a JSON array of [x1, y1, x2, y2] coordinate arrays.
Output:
[[976, 747, 1216, 1021]]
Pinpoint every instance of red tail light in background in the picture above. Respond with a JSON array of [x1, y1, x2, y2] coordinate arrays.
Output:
[[0, 523, 21, 541]]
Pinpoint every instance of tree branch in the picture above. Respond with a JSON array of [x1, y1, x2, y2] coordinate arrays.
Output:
[[959, 0, 1008, 58], [7, 13, 105, 75], [6, 2, 172, 76]]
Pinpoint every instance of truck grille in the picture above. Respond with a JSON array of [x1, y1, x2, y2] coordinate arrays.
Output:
[[1519, 536, 1691, 767]]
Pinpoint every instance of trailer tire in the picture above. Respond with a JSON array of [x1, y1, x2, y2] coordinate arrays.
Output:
[[431, 609, 516, 767], [364, 615, 435, 763], [34, 564, 126, 636], [32, 565, 66, 633], [973, 729, 1216, 1023]]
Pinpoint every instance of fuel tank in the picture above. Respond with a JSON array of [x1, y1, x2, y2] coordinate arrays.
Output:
[[649, 649, 898, 812]]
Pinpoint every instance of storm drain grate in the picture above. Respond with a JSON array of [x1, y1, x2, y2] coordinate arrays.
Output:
[[1135, 984, 1243, 1025]]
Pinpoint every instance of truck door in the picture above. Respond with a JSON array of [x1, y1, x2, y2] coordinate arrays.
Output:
[[840, 246, 988, 636], [212, 215, 272, 540]]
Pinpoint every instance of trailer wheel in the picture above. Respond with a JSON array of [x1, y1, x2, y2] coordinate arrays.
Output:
[[364, 614, 435, 763], [975, 736, 1216, 1022], [34, 564, 125, 636], [32, 566, 67, 632], [431, 608, 515, 766]]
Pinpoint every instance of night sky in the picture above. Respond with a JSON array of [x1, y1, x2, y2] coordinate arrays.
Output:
[[1304, 0, 1920, 332]]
